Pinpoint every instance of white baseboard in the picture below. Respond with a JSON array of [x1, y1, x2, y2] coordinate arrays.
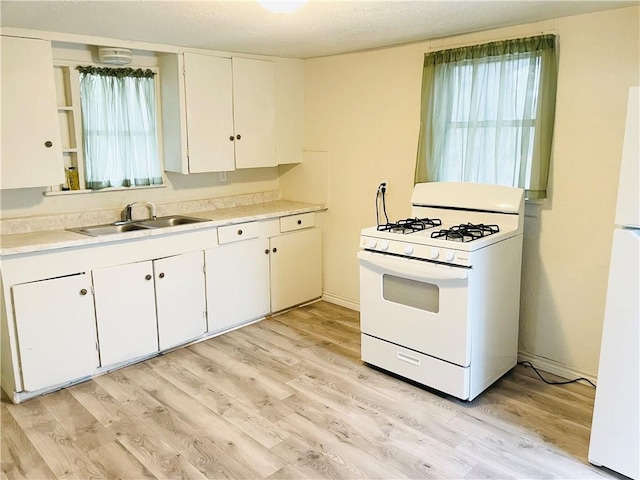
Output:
[[322, 292, 360, 312], [517, 351, 597, 386]]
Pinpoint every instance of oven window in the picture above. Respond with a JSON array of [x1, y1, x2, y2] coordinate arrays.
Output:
[[382, 274, 439, 313]]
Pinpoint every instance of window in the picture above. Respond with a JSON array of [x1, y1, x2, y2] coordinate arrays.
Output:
[[415, 35, 558, 200], [77, 66, 163, 190]]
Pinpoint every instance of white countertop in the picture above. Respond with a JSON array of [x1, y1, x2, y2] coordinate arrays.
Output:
[[1, 200, 325, 256]]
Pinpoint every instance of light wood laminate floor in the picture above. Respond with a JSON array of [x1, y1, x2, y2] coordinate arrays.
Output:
[[1, 301, 618, 479]]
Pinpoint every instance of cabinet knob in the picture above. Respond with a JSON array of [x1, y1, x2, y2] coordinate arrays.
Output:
[[236, 134, 242, 140], [265, 249, 270, 254], [229, 136, 235, 141], [79, 288, 88, 296], [297, 219, 302, 225], [159, 272, 165, 279], [272, 247, 277, 253], [145, 274, 152, 280], [237, 229, 243, 235], [44, 141, 53, 148]]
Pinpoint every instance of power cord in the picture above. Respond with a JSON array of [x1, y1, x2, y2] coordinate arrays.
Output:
[[518, 361, 597, 388], [375, 182, 389, 228]]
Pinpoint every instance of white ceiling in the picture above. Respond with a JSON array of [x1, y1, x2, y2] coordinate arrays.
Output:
[[1, 1, 636, 58]]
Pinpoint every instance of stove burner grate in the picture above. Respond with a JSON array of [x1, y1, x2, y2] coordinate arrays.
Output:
[[431, 223, 500, 242], [377, 217, 442, 234]]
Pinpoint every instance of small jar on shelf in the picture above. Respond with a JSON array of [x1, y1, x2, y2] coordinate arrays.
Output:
[[65, 166, 80, 190]]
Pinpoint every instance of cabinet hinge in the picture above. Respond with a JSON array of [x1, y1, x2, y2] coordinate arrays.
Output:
[[90, 285, 95, 295], [204, 311, 208, 321], [202, 264, 206, 274]]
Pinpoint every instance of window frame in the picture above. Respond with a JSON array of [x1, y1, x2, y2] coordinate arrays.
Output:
[[415, 34, 558, 201], [47, 59, 165, 196]]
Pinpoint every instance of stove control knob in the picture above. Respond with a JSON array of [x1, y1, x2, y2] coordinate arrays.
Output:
[[429, 248, 439, 259], [404, 244, 414, 255], [367, 239, 377, 249], [443, 250, 455, 262], [380, 240, 390, 251]]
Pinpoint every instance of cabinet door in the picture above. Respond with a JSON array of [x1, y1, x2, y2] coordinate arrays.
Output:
[[183, 52, 235, 173], [92, 261, 158, 367], [232, 58, 276, 169], [270, 228, 322, 312], [12, 274, 98, 392], [154, 251, 207, 350], [158, 53, 189, 174], [1, 36, 64, 189], [205, 238, 270, 332]]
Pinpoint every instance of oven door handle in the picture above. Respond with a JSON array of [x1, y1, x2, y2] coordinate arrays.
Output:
[[357, 250, 468, 281]]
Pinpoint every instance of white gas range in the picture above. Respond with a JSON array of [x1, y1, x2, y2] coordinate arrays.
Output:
[[358, 182, 525, 401]]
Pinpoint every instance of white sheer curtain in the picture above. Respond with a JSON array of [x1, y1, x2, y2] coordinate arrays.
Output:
[[415, 35, 557, 200], [79, 67, 162, 190]]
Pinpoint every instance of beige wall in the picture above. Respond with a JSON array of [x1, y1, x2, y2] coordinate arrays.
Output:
[[303, 6, 640, 378]]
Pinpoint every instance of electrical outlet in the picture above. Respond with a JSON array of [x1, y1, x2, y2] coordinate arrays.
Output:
[[219, 171, 228, 184]]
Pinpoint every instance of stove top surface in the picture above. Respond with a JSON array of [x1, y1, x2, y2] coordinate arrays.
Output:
[[430, 223, 500, 243], [376, 218, 501, 242], [376, 217, 442, 234], [362, 221, 517, 252]]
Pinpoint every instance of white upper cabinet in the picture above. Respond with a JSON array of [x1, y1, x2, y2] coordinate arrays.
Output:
[[160, 52, 301, 174], [231, 57, 276, 169], [1, 36, 64, 189], [182, 53, 235, 173]]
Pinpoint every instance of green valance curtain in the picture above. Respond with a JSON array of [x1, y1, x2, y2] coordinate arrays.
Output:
[[415, 34, 558, 200], [76, 66, 156, 78]]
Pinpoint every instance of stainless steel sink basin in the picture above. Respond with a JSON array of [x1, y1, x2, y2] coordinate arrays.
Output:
[[68, 223, 154, 236], [67, 215, 211, 236], [134, 215, 210, 228]]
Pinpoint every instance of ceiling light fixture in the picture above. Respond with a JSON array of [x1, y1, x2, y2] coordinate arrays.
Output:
[[257, 0, 306, 14]]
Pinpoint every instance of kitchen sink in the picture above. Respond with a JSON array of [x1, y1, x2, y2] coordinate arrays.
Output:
[[67, 215, 211, 237], [68, 223, 154, 236], [134, 215, 210, 228]]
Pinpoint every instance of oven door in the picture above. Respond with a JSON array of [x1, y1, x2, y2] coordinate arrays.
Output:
[[358, 249, 471, 367]]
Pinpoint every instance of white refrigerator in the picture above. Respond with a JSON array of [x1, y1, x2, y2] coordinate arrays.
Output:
[[588, 86, 640, 480]]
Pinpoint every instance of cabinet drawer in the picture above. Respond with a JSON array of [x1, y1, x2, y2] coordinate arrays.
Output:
[[361, 334, 470, 400], [280, 212, 315, 233], [217, 221, 260, 244]]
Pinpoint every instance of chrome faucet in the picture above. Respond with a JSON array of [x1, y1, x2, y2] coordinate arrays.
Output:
[[144, 202, 157, 221], [121, 201, 157, 222], [121, 203, 134, 222]]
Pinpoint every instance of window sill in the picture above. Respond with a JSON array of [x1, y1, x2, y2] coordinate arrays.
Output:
[[43, 184, 166, 197]]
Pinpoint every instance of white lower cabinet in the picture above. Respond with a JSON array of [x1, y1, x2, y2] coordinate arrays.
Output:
[[1, 211, 321, 402], [270, 227, 322, 312], [205, 219, 322, 327], [205, 237, 271, 332], [154, 251, 207, 350], [92, 261, 159, 367], [93, 252, 208, 365], [12, 273, 99, 392]]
